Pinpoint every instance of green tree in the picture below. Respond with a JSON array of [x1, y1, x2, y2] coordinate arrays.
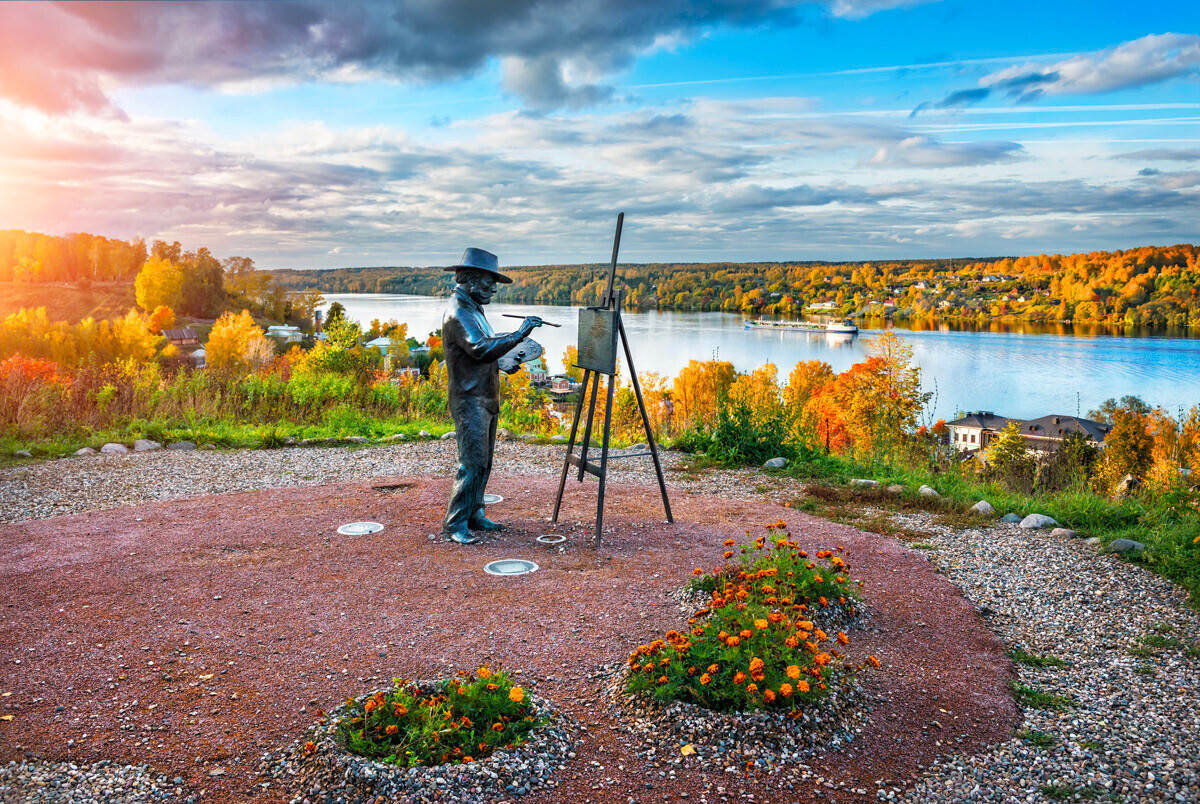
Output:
[[987, 421, 1036, 492]]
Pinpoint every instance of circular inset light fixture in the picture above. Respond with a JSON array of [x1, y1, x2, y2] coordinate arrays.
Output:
[[483, 493, 504, 505], [483, 559, 539, 576], [337, 521, 384, 536], [535, 534, 566, 545]]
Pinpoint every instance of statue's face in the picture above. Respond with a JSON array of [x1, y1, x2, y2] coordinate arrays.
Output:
[[464, 272, 498, 305]]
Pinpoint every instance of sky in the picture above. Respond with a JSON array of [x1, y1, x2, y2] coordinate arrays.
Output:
[[0, 0, 1197, 269]]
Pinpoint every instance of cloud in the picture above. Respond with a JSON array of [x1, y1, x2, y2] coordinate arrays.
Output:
[[1115, 147, 1200, 162], [917, 33, 1200, 113], [0, 0, 919, 114], [866, 135, 1023, 168]]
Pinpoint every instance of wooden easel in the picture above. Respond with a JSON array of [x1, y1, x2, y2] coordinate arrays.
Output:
[[551, 213, 673, 545]]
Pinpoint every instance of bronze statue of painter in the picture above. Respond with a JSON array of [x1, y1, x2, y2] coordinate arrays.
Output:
[[441, 248, 543, 543]]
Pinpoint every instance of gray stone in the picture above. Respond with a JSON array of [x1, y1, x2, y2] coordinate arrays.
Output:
[[201, 443, 217, 450], [74, 447, 97, 456], [1107, 538, 1146, 554], [550, 434, 568, 442], [280, 436, 298, 446], [849, 478, 878, 487], [496, 428, 513, 441], [918, 484, 940, 497], [440, 431, 456, 440], [14, 450, 32, 458], [887, 484, 906, 493], [1115, 473, 1141, 496], [999, 513, 1022, 523], [1050, 527, 1077, 539], [100, 443, 129, 454], [166, 441, 197, 451], [133, 439, 161, 452], [520, 433, 538, 442], [1019, 513, 1058, 529], [419, 430, 433, 439], [763, 457, 788, 469], [345, 436, 369, 444], [971, 500, 996, 515], [629, 443, 649, 452], [385, 433, 407, 441]]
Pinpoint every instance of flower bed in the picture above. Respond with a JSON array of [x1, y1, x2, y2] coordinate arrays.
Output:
[[626, 522, 878, 714], [270, 670, 578, 803]]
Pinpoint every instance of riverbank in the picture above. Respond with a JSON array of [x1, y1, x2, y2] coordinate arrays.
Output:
[[2, 441, 1197, 803]]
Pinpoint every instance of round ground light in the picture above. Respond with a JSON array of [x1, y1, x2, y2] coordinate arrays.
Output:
[[535, 534, 566, 545], [483, 559, 538, 576], [337, 522, 384, 536], [483, 493, 503, 505]]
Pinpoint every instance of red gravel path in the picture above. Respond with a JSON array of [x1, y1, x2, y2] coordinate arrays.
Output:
[[0, 475, 1017, 803]]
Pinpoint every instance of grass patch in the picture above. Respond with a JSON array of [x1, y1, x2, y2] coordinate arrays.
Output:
[[1078, 739, 1103, 751], [1010, 681, 1074, 711], [1018, 728, 1057, 748], [1137, 633, 1182, 650], [1008, 647, 1069, 668], [1185, 644, 1200, 659], [1039, 783, 1103, 801], [911, 542, 936, 550]]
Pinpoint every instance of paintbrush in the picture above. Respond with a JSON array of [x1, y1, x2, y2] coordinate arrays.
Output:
[[501, 314, 562, 328]]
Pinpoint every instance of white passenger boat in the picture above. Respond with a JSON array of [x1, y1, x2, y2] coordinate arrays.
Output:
[[744, 317, 858, 334]]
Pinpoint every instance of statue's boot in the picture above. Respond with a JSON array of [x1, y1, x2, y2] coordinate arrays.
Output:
[[445, 527, 480, 544], [468, 514, 505, 531]]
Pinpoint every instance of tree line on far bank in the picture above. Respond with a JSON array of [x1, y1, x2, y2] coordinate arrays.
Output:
[[269, 243, 1200, 328]]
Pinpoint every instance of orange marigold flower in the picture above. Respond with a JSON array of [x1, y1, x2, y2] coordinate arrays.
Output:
[[363, 700, 377, 714], [724, 538, 735, 546], [733, 672, 746, 685], [786, 665, 801, 680], [707, 663, 719, 673], [723, 551, 733, 559], [785, 635, 799, 648], [509, 687, 525, 703], [815, 652, 832, 667], [486, 683, 498, 691], [746, 683, 758, 694], [818, 596, 829, 608], [796, 680, 810, 693], [740, 629, 753, 640], [779, 683, 793, 698], [814, 629, 828, 642], [462, 756, 473, 763], [767, 611, 782, 623], [393, 705, 408, 717], [837, 632, 849, 646], [492, 722, 504, 732], [478, 667, 492, 679], [754, 619, 769, 630], [813, 574, 823, 585], [763, 689, 776, 703], [749, 657, 764, 673], [303, 741, 317, 755], [687, 665, 698, 676], [657, 675, 669, 684], [386, 724, 399, 735], [868, 655, 881, 668], [699, 673, 712, 686], [726, 636, 740, 647], [693, 568, 703, 576]]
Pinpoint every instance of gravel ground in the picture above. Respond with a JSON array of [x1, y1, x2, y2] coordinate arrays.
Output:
[[0, 440, 760, 525], [0, 759, 185, 803], [889, 511, 1200, 804], [3, 443, 1197, 803]]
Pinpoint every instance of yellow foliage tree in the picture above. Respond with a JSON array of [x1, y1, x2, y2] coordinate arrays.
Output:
[[134, 256, 184, 313], [205, 310, 273, 372], [671, 359, 735, 431]]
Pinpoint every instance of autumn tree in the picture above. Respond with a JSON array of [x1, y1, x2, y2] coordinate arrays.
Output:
[[986, 421, 1036, 491], [134, 256, 184, 313], [205, 310, 273, 372], [147, 305, 176, 334]]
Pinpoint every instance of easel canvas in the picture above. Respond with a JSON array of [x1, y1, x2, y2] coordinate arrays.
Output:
[[551, 213, 673, 544]]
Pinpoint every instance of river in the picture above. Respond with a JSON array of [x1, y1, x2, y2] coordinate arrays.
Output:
[[322, 293, 1200, 422]]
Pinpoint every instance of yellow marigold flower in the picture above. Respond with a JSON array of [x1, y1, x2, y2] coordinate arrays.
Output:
[[779, 683, 793, 698], [786, 665, 801, 680], [754, 619, 769, 630], [509, 686, 525, 703], [386, 724, 399, 735], [478, 667, 492, 679], [700, 673, 712, 686]]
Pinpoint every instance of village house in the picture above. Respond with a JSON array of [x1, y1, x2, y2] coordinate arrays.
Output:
[[947, 411, 1110, 455], [526, 357, 549, 384], [265, 324, 303, 343], [162, 327, 200, 349], [806, 300, 837, 311]]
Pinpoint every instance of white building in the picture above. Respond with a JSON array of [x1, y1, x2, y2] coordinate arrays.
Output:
[[265, 325, 303, 343]]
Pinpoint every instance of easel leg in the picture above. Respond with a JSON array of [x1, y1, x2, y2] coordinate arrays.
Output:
[[596, 371, 616, 545], [576, 369, 601, 481], [552, 369, 591, 523], [618, 317, 673, 522]]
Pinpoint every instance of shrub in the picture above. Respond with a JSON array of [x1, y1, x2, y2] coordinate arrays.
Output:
[[336, 668, 541, 767], [626, 523, 876, 713], [709, 392, 793, 465]]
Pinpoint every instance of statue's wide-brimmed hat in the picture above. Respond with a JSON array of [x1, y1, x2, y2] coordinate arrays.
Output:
[[445, 247, 512, 284]]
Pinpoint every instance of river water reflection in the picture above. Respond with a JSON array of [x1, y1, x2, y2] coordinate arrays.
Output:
[[323, 293, 1200, 421]]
